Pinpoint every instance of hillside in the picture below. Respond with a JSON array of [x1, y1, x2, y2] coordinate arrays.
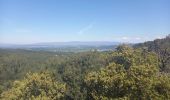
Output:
[[0, 43, 170, 99], [134, 35, 170, 72], [134, 34, 170, 51]]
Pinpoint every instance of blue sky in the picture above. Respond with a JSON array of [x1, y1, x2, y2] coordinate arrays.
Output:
[[0, 0, 170, 44]]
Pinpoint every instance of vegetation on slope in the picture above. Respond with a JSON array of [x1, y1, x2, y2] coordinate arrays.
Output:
[[134, 35, 170, 72], [0, 37, 170, 99]]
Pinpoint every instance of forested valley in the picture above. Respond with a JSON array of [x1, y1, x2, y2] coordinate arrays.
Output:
[[0, 35, 170, 100]]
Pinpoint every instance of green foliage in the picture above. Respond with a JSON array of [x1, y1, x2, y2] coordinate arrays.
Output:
[[0, 41, 169, 100], [0, 71, 66, 100], [57, 51, 109, 99], [84, 45, 169, 100], [114, 45, 159, 70], [84, 63, 170, 100], [134, 35, 170, 72]]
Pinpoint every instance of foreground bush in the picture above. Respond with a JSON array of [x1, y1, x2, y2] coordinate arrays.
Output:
[[84, 63, 170, 100], [0, 71, 66, 100]]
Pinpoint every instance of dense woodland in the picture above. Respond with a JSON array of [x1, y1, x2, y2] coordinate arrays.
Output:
[[134, 35, 170, 72], [0, 36, 170, 100]]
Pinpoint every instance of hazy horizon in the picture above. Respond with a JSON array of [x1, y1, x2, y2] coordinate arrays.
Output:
[[0, 37, 166, 45], [0, 0, 170, 44]]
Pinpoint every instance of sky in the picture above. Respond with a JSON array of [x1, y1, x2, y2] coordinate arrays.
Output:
[[0, 0, 170, 44]]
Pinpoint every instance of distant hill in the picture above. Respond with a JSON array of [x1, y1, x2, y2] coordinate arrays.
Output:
[[32, 41, 120, 46], [0, 41, 120, 47], [134, 34, 170, 51], [0, 41, 120, 52]]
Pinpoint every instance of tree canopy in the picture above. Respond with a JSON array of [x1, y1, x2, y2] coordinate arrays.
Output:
[[84, 63, 170, 100], [0, 71, 66, 100], [0, 37, 170, 100]]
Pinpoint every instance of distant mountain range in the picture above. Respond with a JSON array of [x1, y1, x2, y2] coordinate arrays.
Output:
[[33, 41, 120, 46], [0, 41, 120, 48], [0, 41, 121, 52]]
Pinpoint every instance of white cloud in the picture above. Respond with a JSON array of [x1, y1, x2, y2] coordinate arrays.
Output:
[[135, 37, 141, 40], [121, 36, 141, 40], [111, 36, 144, 43], [155, 36, 164, 39], [121, 37, 129, 40], [77, 23, 94, 35]]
